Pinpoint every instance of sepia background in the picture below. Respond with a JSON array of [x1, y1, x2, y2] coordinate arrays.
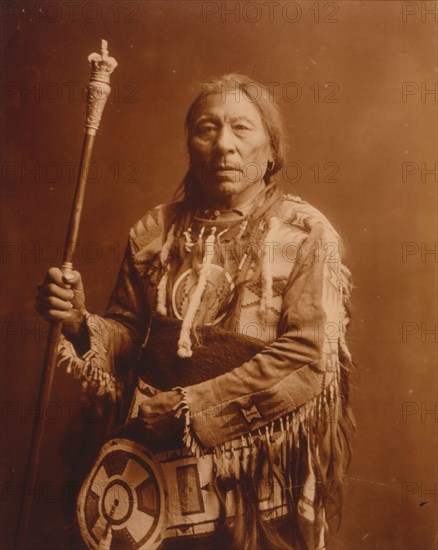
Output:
[[1, 1, 437, 548]]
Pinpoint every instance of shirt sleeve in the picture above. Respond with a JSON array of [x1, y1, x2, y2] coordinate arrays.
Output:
[[56, 204, 173, 399], [57, 235, 152, 400], [183, 221, 345, 448]]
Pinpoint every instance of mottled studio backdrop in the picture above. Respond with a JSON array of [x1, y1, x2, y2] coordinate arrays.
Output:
[[1, 1, 437, 549]]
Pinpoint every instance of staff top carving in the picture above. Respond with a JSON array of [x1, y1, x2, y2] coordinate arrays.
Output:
[[88, 39, 118, 85]]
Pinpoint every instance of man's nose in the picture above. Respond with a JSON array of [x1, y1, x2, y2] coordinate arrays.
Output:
[[214, 125, 236, 154]]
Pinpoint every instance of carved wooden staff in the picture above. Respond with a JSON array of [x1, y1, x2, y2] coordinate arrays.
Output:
[[15, 40, 117, 550]]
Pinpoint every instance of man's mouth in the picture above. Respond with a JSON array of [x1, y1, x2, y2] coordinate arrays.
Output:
[[213, 164, 242, 172]]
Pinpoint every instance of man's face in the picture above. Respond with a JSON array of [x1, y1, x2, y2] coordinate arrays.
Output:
[[189, 92, 273, 202]]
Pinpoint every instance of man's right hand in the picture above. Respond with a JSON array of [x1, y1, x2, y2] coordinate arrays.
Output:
[[35, 268, 86, 332]]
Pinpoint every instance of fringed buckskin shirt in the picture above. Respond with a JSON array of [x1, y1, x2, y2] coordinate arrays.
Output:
[[59, 191, 354, 550]]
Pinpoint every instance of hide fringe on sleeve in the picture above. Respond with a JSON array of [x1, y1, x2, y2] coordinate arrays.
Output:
[[57, 313, 118, 399]]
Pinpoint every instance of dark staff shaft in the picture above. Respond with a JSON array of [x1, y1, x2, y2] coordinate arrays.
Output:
[[63, 133, 95, 264], [15, 132, 95, 550]]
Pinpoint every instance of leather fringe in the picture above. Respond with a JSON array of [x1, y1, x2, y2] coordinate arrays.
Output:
[[57, 334, 117, 401], [179, 374, 353, 550]]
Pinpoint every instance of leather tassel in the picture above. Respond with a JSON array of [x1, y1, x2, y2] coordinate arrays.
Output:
[[178, 227, 216, 358], [98, 525, 112, 550]]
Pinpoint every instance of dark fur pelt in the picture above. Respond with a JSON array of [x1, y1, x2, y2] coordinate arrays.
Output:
[[138, 316, 265, 390]]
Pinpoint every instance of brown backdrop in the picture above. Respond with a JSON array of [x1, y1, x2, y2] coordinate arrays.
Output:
[[1, 1, 437, 548]]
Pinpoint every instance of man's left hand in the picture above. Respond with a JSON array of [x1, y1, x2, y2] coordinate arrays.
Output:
[[138, 390, 184, 438]]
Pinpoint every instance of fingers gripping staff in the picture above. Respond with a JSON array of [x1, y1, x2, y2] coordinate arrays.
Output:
[[15, 41, 117, 550]]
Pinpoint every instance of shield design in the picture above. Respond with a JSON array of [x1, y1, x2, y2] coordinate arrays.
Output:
[[77, 438, 166, 549]]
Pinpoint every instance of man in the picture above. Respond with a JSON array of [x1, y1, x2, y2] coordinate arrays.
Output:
[[36, 74, 354, 550]]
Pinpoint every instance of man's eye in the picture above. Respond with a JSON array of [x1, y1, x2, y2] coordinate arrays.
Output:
[[198, 126, 216, 135], [234, 124, 250, 131]]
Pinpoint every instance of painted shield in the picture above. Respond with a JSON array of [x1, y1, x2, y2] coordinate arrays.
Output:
[[77, 438, 166, 549]]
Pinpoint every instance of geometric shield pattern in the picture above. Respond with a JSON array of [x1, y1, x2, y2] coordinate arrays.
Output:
[[77, 439, 166, 549], [77, 435, 288, 548]]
